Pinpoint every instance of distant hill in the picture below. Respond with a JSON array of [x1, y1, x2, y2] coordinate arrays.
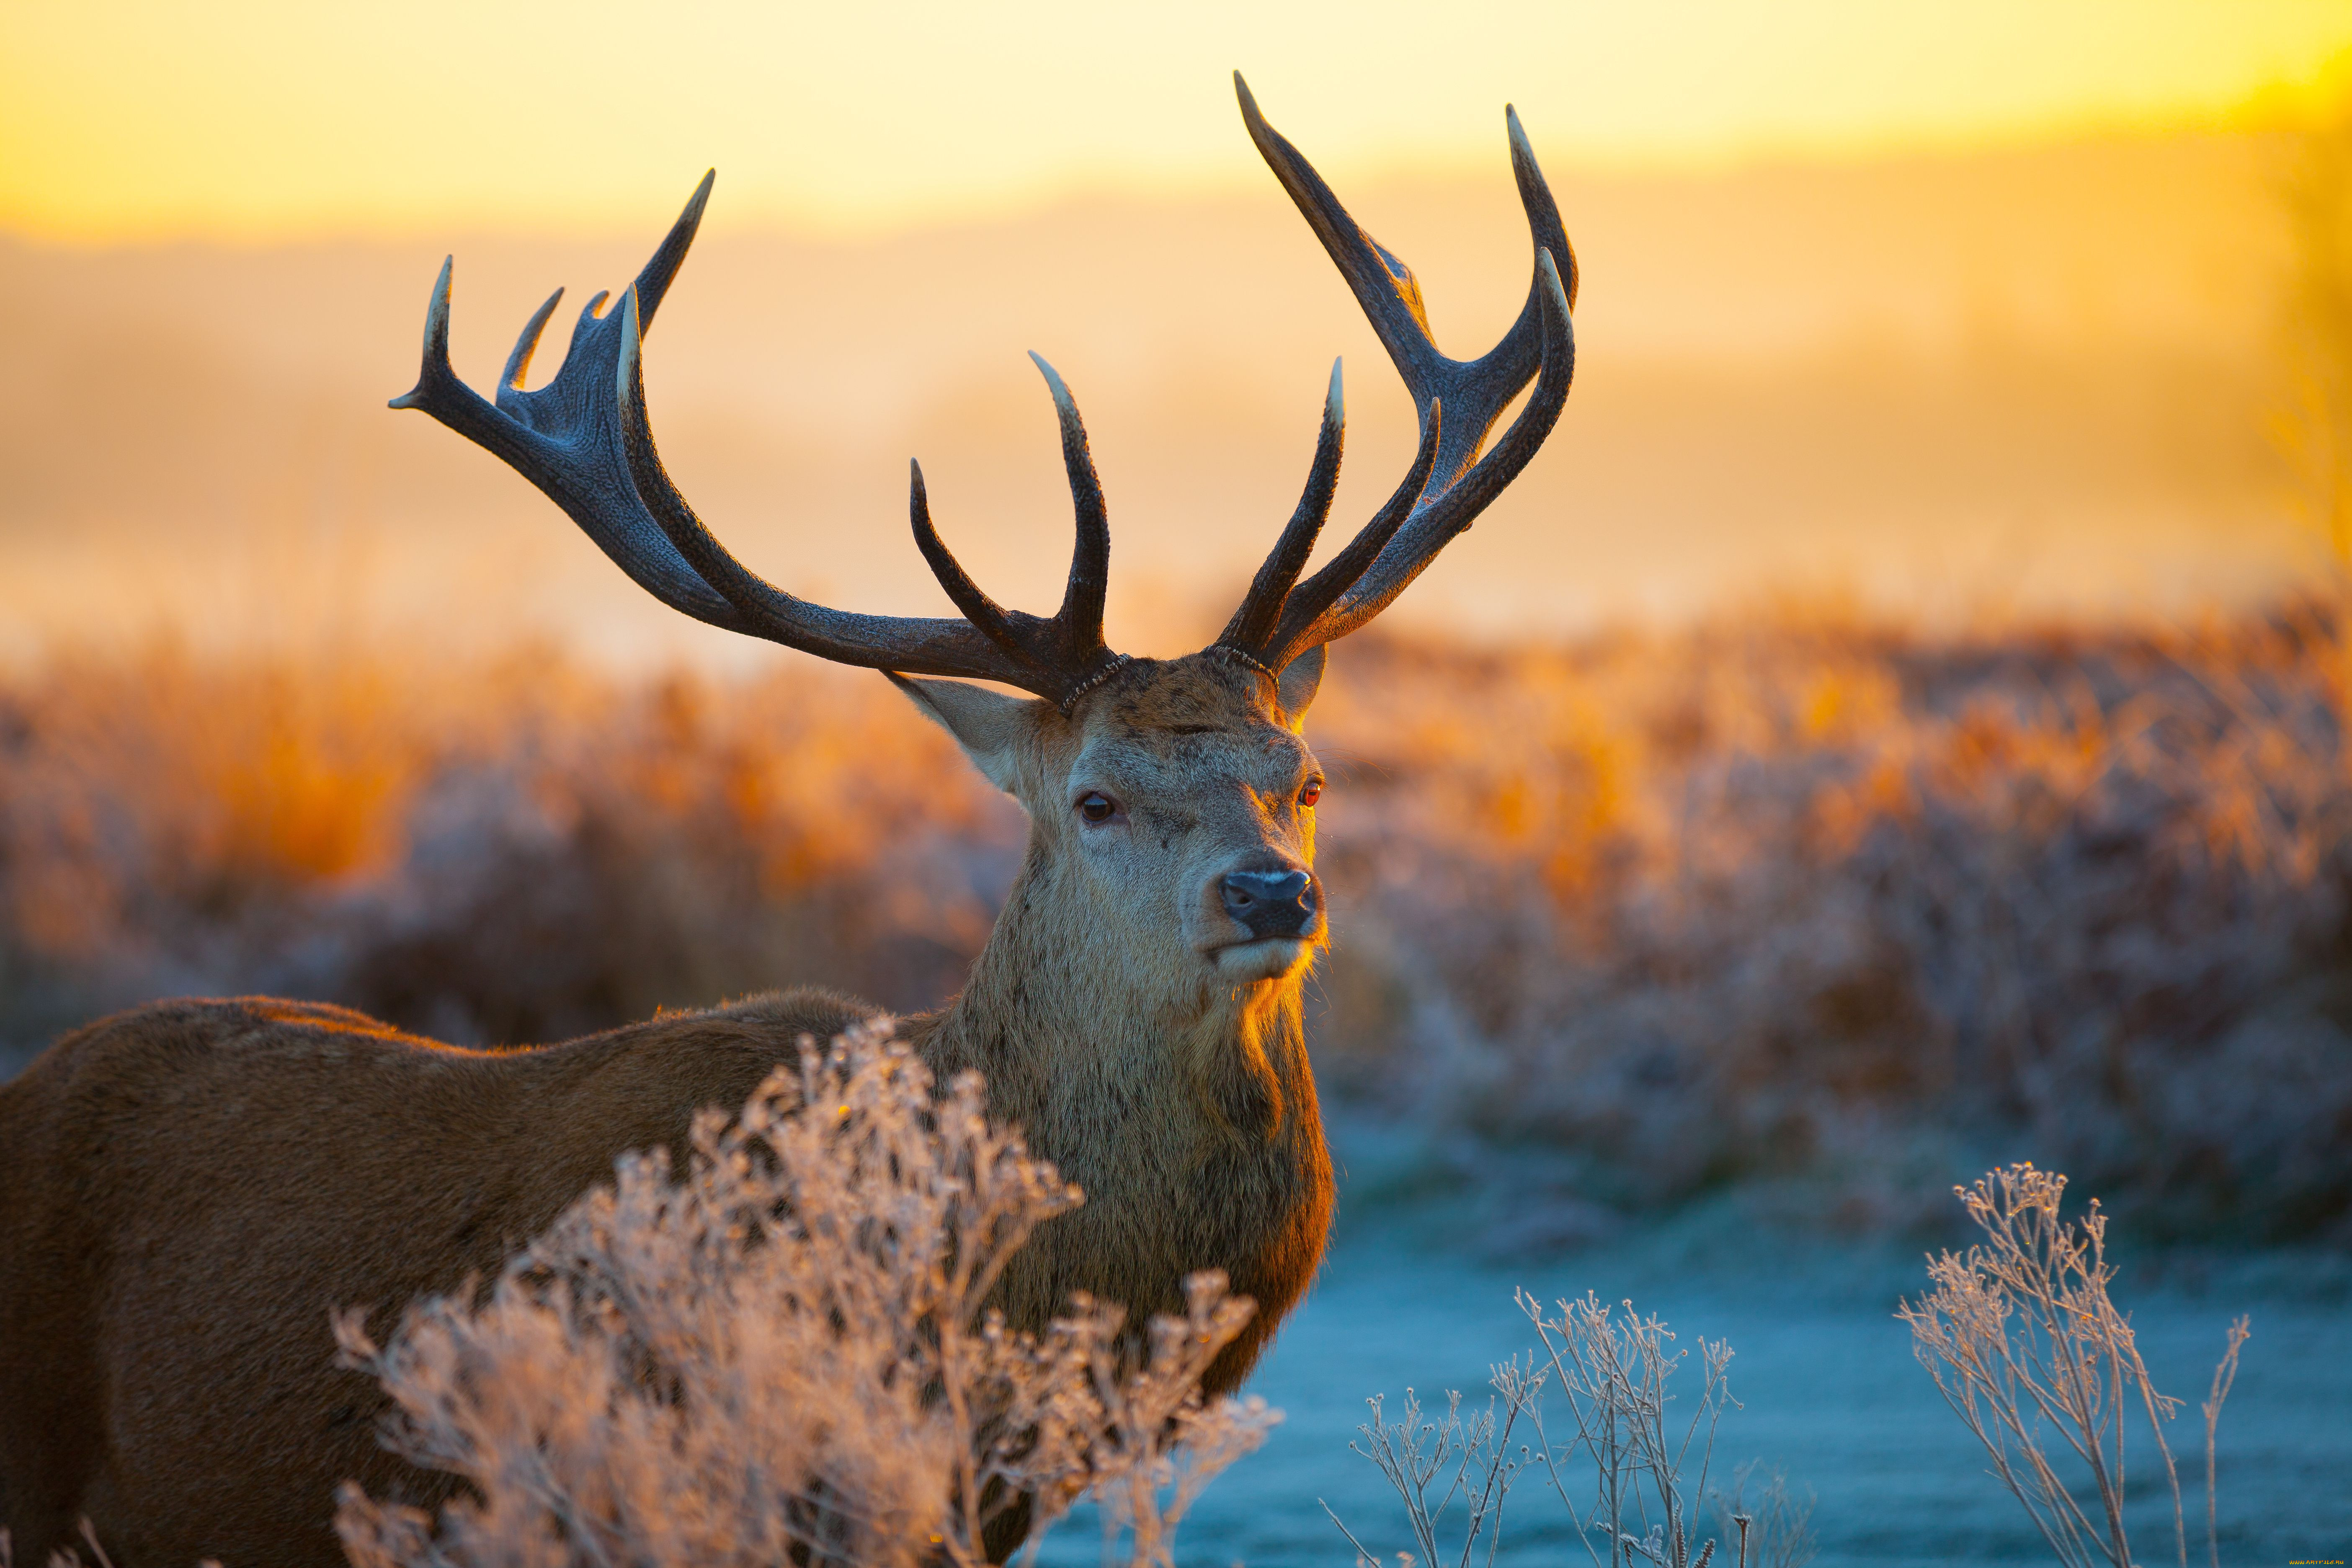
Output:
[[0, 126, 2311, 665]]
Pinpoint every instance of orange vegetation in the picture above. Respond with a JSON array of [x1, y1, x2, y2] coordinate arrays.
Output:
[[3, 606, 2347, 1238]]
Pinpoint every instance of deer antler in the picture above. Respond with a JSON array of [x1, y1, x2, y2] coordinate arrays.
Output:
[[389, 175, 1124, 709], [1213, 71, 1576, 677], [391, 79, 1571, 708]]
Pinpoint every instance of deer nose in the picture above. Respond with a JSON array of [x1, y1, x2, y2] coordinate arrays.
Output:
[[1220, 868, 1318, 939]]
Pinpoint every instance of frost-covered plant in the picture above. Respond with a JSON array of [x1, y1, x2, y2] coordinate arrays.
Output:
[[1511, 1293, 1736, 1568], [331, 1022, 1276, 1568], [1707, 1462, 1816, 1568], [1323, 1386, 1529, 1568], [1897, 1163, 2249, 1568], [1331, 1292, 1761, 1568], [0, 1519, 187, 1568]]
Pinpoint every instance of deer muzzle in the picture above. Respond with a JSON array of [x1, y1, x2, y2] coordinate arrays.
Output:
[[1219, 868, 1320, 941]]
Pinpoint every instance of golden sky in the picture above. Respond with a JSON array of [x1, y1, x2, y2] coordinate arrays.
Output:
[[4, 0, 2350, 240]]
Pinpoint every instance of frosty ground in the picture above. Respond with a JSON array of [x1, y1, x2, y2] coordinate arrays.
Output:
[[1042, 1119, 2352, 1567]]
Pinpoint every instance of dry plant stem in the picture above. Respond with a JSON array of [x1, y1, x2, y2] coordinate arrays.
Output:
[[1898, 1168, 2156, 1566], [2201, 1316, 2249, 1568], [3, 1521, 179, 1568], [1332, 1294, 1737, 1568], [333, 1024, 1277, 1568], [1332, 1387, 1527, 1568], [1516, 1292, 1733, 1568], [1708, 1464, 1816, 1568], [1899, 1165, 2250, 1568]]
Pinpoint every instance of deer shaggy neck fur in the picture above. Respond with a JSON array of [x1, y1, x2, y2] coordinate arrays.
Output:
[[0, 652, 1336, 1568]]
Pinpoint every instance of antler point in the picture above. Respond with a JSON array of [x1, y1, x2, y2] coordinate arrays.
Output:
[[614, 287, 645, 394], [1537, 248, 1571, 315], [1234, 71, 1271, 131], [401, 254, 456, 396]]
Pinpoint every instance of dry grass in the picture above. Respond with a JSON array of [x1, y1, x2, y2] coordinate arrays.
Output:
[[0, 641, 1017, 1054], [1898, 1163, 2252, 1568], [1310, 607, 2352, 1239], [1326, 1292, 1808, 1568], [5, 603, 2350, 1239]]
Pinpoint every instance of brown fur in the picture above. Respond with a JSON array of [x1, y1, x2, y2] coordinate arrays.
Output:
[[0, 653, 1336, 1567]]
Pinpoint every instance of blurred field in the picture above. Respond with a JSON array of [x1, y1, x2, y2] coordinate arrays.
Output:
[[6, 603, 2347, 1244]]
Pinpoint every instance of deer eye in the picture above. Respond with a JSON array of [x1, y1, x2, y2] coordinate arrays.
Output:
[[1077, 792, 1121, 824], [1298, 778, 1324, 808]]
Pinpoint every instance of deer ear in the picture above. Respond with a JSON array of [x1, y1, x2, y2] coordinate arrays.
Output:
[[1275, 645, 1326, 727], [887, 674, 1040, 793]]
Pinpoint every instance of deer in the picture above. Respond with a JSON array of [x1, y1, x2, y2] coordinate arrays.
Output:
[[0, 74, 1574, 1568]]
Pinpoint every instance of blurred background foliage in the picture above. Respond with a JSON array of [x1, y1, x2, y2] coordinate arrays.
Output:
[[6, 605, 2349, 1243], [9, 28, 2352, 1256]]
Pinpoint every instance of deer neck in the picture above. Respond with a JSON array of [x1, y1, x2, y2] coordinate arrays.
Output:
[[914, 836, 1321, 1180], [905, 834, 1332, 1376]]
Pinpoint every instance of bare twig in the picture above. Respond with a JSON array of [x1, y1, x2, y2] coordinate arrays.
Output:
[[2202, 1315, 2251, 1568]]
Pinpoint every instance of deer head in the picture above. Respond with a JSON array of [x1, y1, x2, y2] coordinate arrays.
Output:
[[389, 72, 1575, 1032]]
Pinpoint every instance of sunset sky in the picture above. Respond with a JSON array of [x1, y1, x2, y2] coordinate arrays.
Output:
[[5, 0, 2351, 242]]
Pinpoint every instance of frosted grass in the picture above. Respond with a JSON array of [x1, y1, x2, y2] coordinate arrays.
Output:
[[1040, 1182, 2349, 1565]]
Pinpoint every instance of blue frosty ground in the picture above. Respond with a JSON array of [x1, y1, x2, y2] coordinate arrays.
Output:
[[1035, 1155, 2352, 1565]]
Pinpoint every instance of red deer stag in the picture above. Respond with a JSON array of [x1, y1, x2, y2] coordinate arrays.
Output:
[[0, 74, 1574, 1567]]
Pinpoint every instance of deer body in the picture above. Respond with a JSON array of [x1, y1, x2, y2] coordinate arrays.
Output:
[[0, 75, 1573, 1565], [0, 655, 1338, 1567], [0, 991, 877, 1566]]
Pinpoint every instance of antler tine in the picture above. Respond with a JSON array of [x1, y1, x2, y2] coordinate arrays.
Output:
[[1508, 106, 1579, 315], [1219, 358, 1345, 656], [906, 459, 1036, 672], [394, 172, 1122, 705], [387, 254, 459, 415], [1223, 77, 1577, 670], [1235, 74, 1572, 489], [616, 287, 1136, 703], [1234, 75, 1442, 397], [498, 287, 566, 395], [633, 168, 714, 323], [494, 166, 708, 417], [1306, 249, 1571, 645], [1260, 397, 1443, 669], [1028, 353, 1113, 668], [388, 249, 747, 631], [613, 287, 1041, 678]]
